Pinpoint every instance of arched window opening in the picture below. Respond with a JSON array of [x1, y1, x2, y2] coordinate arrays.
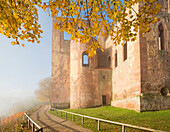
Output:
[[82, 51, 89, 66], [115, 51, 118, 68], [123, 42, 127, 61], [158, 23, 165, 50]]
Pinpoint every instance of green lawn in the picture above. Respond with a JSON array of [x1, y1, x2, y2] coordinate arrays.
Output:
[[49, 106, 170, 131]]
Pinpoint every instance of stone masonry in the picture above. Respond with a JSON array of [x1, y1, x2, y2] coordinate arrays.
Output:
[[51, 0, 170, 111]]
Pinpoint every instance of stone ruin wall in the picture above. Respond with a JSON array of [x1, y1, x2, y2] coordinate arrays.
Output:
[[105, 3, 142, 111], [51, 0, 170, 111], [51, 18, 70, 108], [70, 40, 100, 108], [97, 70, 112, 105], [94, 32, 113, 106], [51, 21, 113, 109], [140, 5, 170, 111], [95, 45, 112, 106], [69, 35, 113, 108], [108, 33, 141, 111]]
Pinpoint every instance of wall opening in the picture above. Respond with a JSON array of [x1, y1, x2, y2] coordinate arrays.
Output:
[[158, 23, 165, 50], [102, 95, 106, 105], [82, 51, 89, 66], [108, 56, 111, 67], [161, 88, 169, 96], [115, 50, 118, 68], [123, 42, 127, 61]]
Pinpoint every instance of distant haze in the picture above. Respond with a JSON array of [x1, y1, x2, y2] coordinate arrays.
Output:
[[0, 8, 52, 117], [0, 6, 71, 117], [0, 95, 41, 117], [0, 97, 21, 116]]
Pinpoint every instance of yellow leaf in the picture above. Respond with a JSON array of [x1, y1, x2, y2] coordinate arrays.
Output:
[[11, 41, 15, 45], [101, 48, 104, 52], [37, 4, 41, 8]]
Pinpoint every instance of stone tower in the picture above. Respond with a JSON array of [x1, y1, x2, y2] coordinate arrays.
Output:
[[70, 40, 100, 108], [51, 18, 70, 108]]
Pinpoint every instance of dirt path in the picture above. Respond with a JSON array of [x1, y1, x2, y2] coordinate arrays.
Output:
[[29, 105, 92, 132]]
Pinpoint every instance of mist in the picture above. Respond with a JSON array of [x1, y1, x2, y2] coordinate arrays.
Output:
[[0, 7, 52, 120], [0, 94, 41, 118], [0, 97, 21, 117]]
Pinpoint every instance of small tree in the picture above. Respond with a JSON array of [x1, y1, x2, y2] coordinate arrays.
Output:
[[35, 77, 51, 103]]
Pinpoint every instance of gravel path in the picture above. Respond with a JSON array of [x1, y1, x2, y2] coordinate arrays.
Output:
[[30, 105, 92, 132]]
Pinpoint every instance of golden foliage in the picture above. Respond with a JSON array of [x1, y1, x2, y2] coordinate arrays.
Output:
[[41, 0, 161, 56], [0, 0, 42, 46], [0, 0, 161, 56], [2, 112, 25, 124]]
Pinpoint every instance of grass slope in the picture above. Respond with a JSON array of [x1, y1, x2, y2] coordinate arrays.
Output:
[[0, 112, 30, 132], [49, 106, 170, 131]]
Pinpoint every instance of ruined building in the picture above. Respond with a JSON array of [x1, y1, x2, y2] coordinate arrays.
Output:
[[51, 0, 170, 111]]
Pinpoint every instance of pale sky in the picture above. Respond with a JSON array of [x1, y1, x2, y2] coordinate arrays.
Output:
[[0, 8, 52, 116]]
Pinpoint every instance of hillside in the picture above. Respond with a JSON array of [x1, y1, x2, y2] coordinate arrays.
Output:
[[0, 111, 29, 132]]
